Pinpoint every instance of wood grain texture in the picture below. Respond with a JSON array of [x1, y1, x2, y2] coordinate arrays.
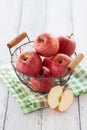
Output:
[[7, 32, 28, 48], [4, 97, 42, 130], [42, 0, 80, 130], [0, 0, 22, 130], [42, 99, 79, 130], [19, 0, 46, 40], [45, 0, 73, 36], [4, 0, 46, 130], [79, 95, 87, 130], [0, 81, 8, 130], [0, 0, 23, 65], [72, 0, 87, 130], [0, 0, 87, 130], [72, 0, 87, 68]]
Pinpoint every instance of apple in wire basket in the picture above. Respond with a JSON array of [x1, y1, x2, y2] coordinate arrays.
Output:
[[42, 56, 54, 70], [57, 34, 76, 56], [16, 51, 42, 77], [30, 67, 54, 93], [50, 53, 72, 77], [34, 33, 59, 57]]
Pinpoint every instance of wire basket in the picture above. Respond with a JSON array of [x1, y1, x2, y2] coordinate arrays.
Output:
[[7, 32, 83, 94]]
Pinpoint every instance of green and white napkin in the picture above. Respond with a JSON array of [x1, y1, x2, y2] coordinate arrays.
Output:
[[0, 64, 87, 114]]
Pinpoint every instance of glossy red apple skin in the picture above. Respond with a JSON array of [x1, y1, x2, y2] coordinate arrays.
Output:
[[34, 33, 59, 57], [57, 36, 76, 56], [43, 56, 54, 70], [30, 67, 54, 93], [51, 53, 71, 77], [16, 51, 42, 76]]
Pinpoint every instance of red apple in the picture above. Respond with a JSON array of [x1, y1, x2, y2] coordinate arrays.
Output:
[[43, 56, 53, 70], [16, 51, 42, 76], [34, 33, 59, 57], [51, 53, 71, 77], [30, 67, 54, 93], [57, 35, 76, 56]]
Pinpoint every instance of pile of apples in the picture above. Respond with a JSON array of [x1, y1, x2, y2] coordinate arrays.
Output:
[[16, 33, 76, 90], [16, 33, 76, 112]]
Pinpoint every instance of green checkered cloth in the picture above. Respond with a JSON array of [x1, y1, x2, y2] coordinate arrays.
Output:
[[0, 64, 87, 114]]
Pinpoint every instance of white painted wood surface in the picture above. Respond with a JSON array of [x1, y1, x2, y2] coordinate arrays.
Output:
[[0, 0, 87, 130], [72, 1, 87, 130]]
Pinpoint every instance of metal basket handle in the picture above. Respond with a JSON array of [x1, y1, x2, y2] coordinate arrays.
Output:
[[7, 32, 29, 48]]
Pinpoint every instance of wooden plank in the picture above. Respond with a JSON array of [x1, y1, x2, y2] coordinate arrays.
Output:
[[0, 0, 22, 130], [4, 97, 42, 130], [2, 0, 84, 130], [79, 95, 87, 130], [42, 99, 79, 130], [72, 0, 87, 68], [42, 0, 80, 130], [19, 0, 46, 40], [45, 0, 73, 36], [0, 81, 8, 130], [72, 0, 87, 130], [0, 0, 23, 66], [4, 0, 46, 130]]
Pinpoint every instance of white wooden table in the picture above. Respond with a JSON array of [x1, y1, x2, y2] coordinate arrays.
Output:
[[0, 0, 87, 130]]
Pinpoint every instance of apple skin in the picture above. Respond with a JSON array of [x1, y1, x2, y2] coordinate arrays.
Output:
[[43, 56, 54, 70], [16, 51, 42, 76], [57, 36, 76, 56], [34, 33, 59, 57], [30, 67, 54, 93], [50, 53, 71, 77]]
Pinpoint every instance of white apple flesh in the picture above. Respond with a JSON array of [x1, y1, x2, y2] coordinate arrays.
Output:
[[48, 86, 74, 112], [48, 86, 63, 109]]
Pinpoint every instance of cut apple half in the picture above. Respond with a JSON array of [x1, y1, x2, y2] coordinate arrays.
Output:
[[48, 86, 63, 109], [48, 86, 74, 112]]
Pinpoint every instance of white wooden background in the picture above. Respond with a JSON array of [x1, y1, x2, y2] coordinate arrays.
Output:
[[0, 0, 87, 130]]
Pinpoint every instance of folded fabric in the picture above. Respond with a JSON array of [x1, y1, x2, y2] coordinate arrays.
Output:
[[0, 64, 87, 114]]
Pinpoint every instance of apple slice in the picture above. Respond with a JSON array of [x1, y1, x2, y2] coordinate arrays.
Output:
[[58, 89, 74, 112], [48, 86, 74, 112], [48, 86, 63, 109]]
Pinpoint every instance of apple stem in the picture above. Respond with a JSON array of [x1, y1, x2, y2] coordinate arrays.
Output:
[[40, 39, 44, 43], [67, 33, 73, 38], [23, 57, 28, 61]]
